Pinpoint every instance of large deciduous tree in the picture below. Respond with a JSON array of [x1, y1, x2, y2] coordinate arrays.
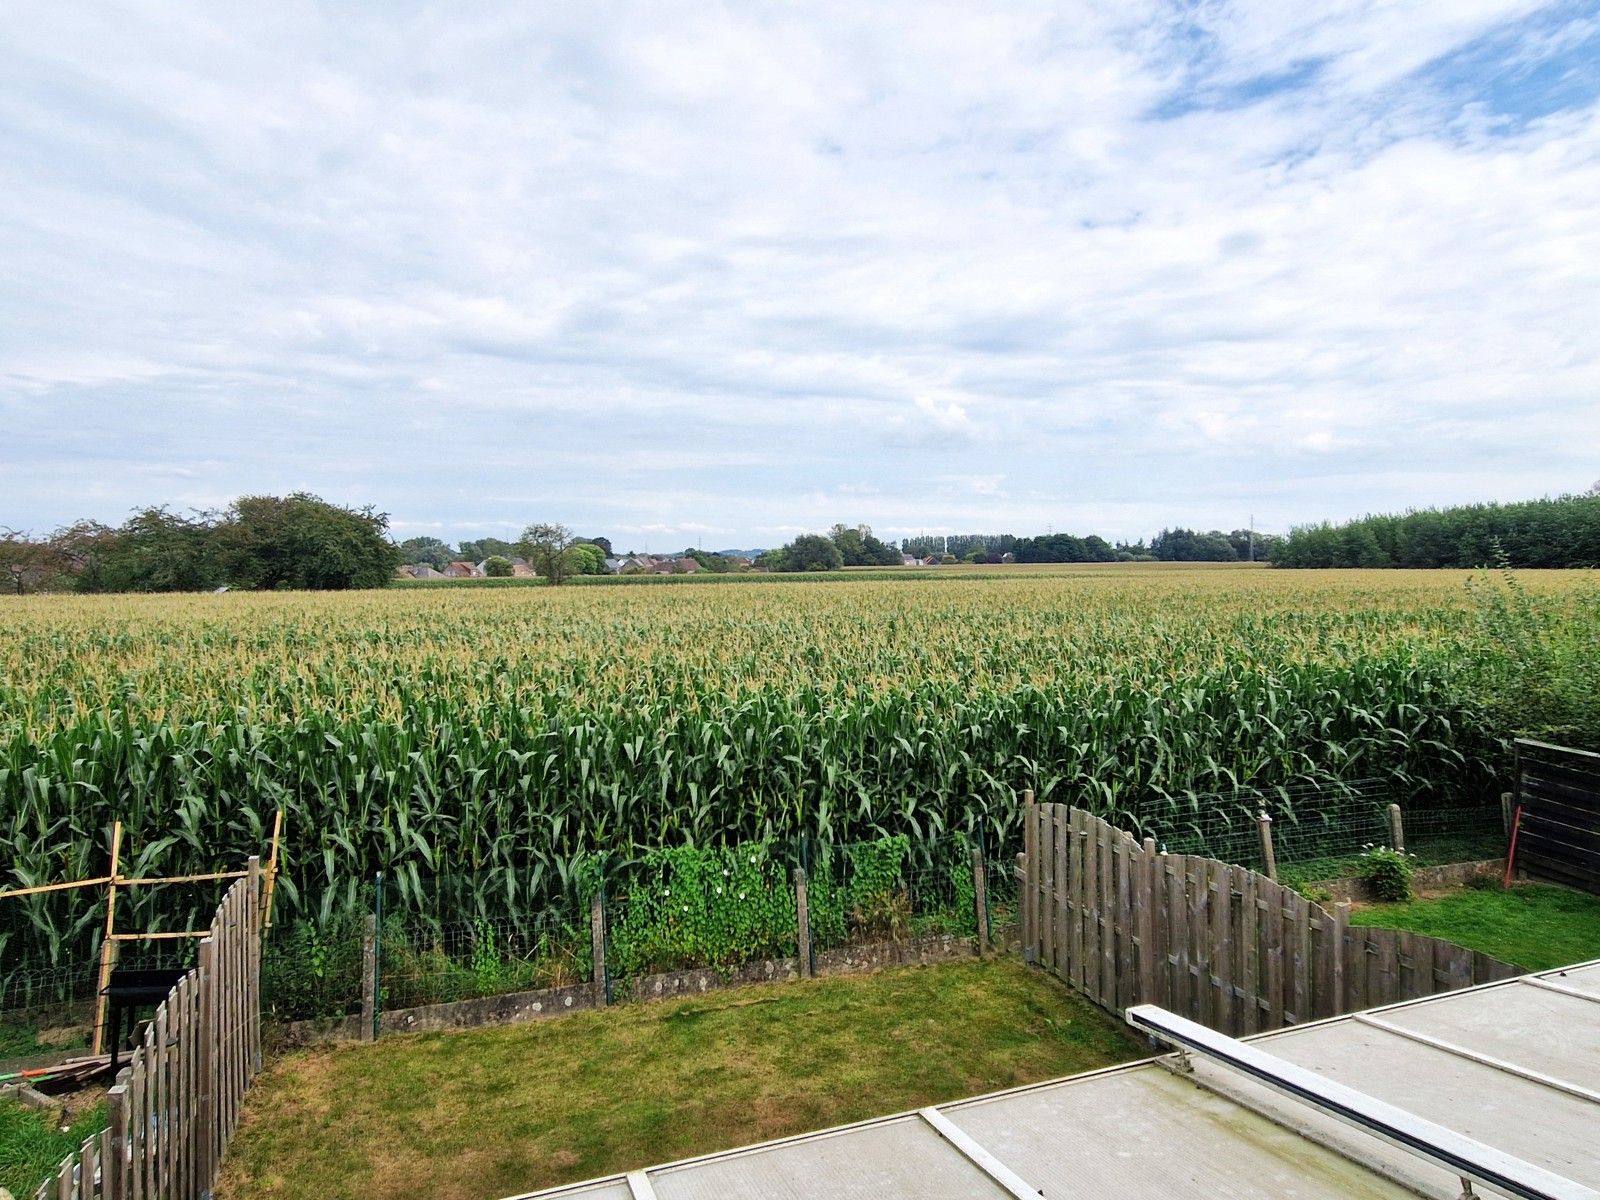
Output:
[[218, 494, 401, 589], [398, 536, 454, 570], [521, 522, 580, 585], [775, 533, 844, 572], [0, 529, 62, 594]]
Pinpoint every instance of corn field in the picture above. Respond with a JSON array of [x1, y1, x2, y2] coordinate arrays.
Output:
[[1, 565, 1591, 981]]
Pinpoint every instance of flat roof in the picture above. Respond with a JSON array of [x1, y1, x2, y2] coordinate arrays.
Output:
[[507, 960, 1600, 1199]]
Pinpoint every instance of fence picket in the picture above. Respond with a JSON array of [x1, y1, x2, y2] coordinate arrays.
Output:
[[1075, 812, 1088, 992], [1165, 855, 1186, 1016], [34, 874, 264, 1200], [1098, 823, 1116, 1007], [1115, 835, 1135, 1011]]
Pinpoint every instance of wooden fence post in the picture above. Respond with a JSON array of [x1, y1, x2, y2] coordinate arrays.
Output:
[[1022, 790, 1037, 965], [794, 868, 812, 978], [107, 1072, 130, 1200], [1256, 812, 1278, 883], [971, 846, 990, 958], [1387, 804, 1405, 854], [1501, 791, 1514, 835], [91, 821, 124, 1057], [360, 915, 377, 1043], [590, 891, 608, 1004], [1332, 901, 1350, 1015], [1137, 837, 1157, 1005], [246, 854, 262, 1075]]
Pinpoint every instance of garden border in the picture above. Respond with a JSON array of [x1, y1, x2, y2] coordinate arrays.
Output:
[[268, 925, 1017, 1047]]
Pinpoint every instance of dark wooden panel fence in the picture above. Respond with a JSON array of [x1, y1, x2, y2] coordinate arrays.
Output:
[[34, 862, 263, 1200], [1021, 805, 1518, 1035], [1516, 738, 1600, 895]]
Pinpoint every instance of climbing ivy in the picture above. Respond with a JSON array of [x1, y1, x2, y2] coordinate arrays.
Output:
[[608, 842, 798, 975]]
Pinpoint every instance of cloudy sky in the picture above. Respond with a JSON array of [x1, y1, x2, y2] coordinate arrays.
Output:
[[3, 2, 1598, 549]]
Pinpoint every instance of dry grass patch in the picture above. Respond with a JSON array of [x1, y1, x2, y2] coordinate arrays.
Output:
[[220, 958, 1140, 1200]]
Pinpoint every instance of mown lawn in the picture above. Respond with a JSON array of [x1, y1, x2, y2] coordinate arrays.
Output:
[[1350, 883, 1600, 972], [0, 1097, 107, 1199], [220, 958, 1141, 1200]]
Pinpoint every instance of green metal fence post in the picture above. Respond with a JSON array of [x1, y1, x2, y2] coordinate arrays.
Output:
[[372, 871, 383, 1041]]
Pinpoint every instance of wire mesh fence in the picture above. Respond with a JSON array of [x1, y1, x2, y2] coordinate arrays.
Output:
[[604, 841, 801, 989], [261, 912, 368, 1022], [1124, 779, 1505, 886], [806, 834, 981, 952], [2, 877, 242, 1054], [1404, 805, 1507, 866], [1130, 779, 1396, 870], [382, 906, 592, 1010]]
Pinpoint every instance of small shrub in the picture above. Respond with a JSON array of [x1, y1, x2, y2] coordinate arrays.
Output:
[[1295, 883, 1335, 905], [1356, 845, 1416, 902]]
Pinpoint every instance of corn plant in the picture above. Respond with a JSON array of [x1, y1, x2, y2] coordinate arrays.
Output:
[[2, 568, 1590, 983]]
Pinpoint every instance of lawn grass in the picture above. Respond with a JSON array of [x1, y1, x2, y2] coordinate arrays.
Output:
[[0, 1098, 107, 1199], [1349, 883, 1600, 972], [220, 958, 1141, 1200]]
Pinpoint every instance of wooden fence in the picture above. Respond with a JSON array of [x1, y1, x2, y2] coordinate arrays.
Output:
[[1515, 738, 1600, 895], [1021, 805, 1517, 1036], [35, 860, 264, 1200]]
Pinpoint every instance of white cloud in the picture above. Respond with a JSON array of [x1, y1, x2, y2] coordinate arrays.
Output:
[[2, 1, 1598, 544]]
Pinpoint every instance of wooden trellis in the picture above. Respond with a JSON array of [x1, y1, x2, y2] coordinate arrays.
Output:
[[0, 810, 283, 1054]]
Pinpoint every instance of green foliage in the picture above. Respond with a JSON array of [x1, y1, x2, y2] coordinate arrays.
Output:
[[0, 1098, 108, 1200], [1355, 845, 1416, 902], [380, 914, 590, 1008], [520, 522, 580, 585], [569, 544, 606, 575], [483, 556, 514, 578], [262, 915, 367, 1020], [0, 569, 1574, 980], [1466, 565, 1600, 748], [1350, 883, 1600, 972], [769, 533, 844, 572], [457, 537, 519, 563], [1151, 528, 1239, 562], [609, 843, 798, 976], [1275, 493, 1600, 568], [218, 494, 401, 590], [60, 494, 400, 592], [808, 835, 912, 947], [398, 537, 454, 570], [828, 524, 901, 567]]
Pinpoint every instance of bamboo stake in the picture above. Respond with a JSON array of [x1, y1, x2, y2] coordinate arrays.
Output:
[[0, 869, 249, 899], [115, 870, 248, 888], [108, 930, 211, 941], [91, 821, 124, 1056], [0, 875, 115, 900], [261, 809, 284, 930]]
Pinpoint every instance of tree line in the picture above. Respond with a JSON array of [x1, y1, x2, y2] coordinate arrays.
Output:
[[1271, 492, 1600, 569], [897, 527, 1277, 565], [2, 494, 400, 594]]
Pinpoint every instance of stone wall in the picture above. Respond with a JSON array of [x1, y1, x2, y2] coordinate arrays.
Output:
[[267, 927, 1011, 1047]]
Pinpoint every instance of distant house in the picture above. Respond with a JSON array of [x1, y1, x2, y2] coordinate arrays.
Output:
[[396, 564, 418, 579], [445, 561, 482, 578], [1001, 552, 1016, 564], [603, 557, 624, 574], [921, 555, 941, 566], [901, 554, 919, 567], [673, 557, 700, 574], [412, 564, 446, 580], [618, 555, 653, 574], [511, 563, 537, 578]]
